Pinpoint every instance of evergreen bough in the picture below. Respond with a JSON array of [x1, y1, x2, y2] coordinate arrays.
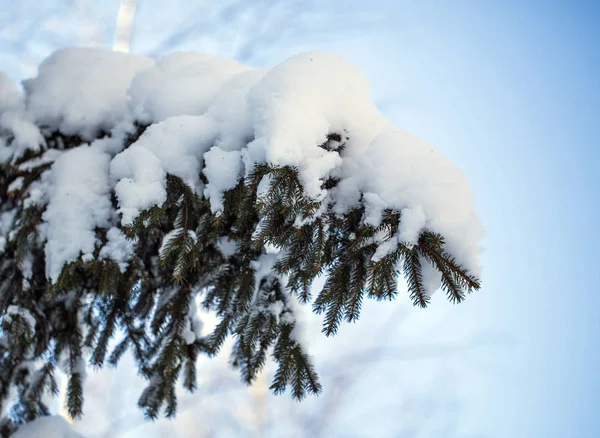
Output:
[[0, 123, 480, 435]]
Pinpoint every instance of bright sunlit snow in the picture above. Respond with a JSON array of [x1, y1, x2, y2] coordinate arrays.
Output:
[[0, 48, 483, 292]]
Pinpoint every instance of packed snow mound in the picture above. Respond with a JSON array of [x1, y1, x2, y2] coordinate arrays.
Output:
[[12, 416, 86, 438], [1, 48, 483, 282], [0, 72, 44, 160], [43, 146, 113, 282], [128, 52, 251, 123], [22, 48, 153, 140]]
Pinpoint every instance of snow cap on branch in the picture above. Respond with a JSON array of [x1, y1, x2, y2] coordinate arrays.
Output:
[[0, 47, 484, 428], [1, 47, 483, 280]]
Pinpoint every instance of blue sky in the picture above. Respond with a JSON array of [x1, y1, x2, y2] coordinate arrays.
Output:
[[1, 1, 599, 437]]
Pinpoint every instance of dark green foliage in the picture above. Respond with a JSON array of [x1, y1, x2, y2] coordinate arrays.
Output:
[[0, 125, 480, 435]]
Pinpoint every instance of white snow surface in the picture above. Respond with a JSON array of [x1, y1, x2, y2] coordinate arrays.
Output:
[[110, 115, 218, 222], [22, 48, 153, 140], [0, 73, 44, 160], [110, 143, 167, 226], [128, 52, 250, 123], [7, 176, 24, 192], [203, 146, 244, 212], [4, 48, 483, 284], [43, 146, 113, 282], [216, 237, 239, 258], [98, 227, 137, 272], [12, 416, 85, 438]]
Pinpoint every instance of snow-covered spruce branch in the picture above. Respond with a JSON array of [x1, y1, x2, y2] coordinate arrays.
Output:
[[0, 48, 482, 434]]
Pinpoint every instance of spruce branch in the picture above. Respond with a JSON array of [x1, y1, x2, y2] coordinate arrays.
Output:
[[0, 120, 481, 429], [403, 246, 430, 308]]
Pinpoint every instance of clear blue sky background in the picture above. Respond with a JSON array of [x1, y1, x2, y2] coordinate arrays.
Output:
[[1, 1, 599, 437]]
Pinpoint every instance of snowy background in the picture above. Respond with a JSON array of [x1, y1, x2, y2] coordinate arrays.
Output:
[[2, 1, 600, 437]]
